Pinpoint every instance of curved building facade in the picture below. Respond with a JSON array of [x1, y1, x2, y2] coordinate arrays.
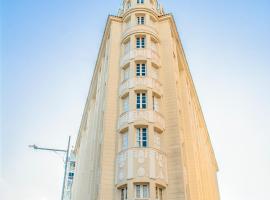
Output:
[[71, 0, 220, 200]]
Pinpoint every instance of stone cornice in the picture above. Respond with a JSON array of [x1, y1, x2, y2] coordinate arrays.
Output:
[[122, 7, 160, 21]]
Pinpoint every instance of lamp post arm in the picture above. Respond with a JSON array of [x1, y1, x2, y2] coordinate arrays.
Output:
[[29, 145, 67, 153]]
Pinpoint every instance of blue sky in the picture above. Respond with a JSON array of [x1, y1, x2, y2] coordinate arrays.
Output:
[[1, 0, 270, 199]]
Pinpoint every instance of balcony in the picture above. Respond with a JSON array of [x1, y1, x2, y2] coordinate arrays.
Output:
[[118, 2, 164, 16], [116, 147, 168, 185], [122, 24, 158, 39], [119, 76, 162, 97], [118, 110, 165, 130], [121, 48, 161, 67]]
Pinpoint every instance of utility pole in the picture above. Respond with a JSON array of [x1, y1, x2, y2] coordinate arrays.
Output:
[[29, 136, 71, 200]]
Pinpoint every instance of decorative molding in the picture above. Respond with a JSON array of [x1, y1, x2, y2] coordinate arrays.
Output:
[[116, 148, 167, 184]]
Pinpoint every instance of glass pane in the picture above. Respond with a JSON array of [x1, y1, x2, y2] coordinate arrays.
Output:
[[136, 185, 141, 198], [121, 189, 124, 200], [141, 64, 146, 76], [142, 141, 147, 147], [122, 134, 128, 149], [143, 185, 148, 198], [136, 38, 140, 48], [141, 38, 145, 48], [136, 64, 140, 76], [159, 188, 163, 200], [137, 94, 141, 109], [142, 94, 147, 109], [137, 129, 141, 147]]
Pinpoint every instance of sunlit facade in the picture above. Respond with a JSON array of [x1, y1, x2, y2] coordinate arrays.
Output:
[[71, 0, 220, 199]]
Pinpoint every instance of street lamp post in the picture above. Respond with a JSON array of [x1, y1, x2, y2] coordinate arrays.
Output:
[[29, 136, 71, 200]]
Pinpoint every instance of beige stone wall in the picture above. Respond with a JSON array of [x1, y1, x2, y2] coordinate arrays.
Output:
[[71, 1, 219, 200]]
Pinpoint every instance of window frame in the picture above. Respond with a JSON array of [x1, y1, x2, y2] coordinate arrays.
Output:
[[136, 63, 147, 77], [123, 95, 129, 113], [123, 66, 130, 81], [136, 36, 146, 48], [155, 186, 163, 200], [135, 184, 149, 198], [136, 93, 147, 109], [121, 186, 128, 200], [136, 128, 148, 147], [124, 40, 131, 55], [122, 132, 129, 150], [137, 16, 145, 25], [137, 0, 145, 4]]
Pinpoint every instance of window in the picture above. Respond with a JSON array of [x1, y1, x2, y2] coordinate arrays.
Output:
[[154, 131, 161, 149], [123, 66, 130, 81], [137, 0, 144, 4], [122, 132, 128, 150], [121, 187, 128, 200], [136, 37, 145, 48], [156, 187, 163, 200], [124, 40, 130, 54], [135, 184, 149, 198], [136, 63, 147, 77], [137, 16, 145, 25], [123, 96, 129, 112], [136, 93, 147, 109], [153, 96, 160, 112], [68, 172, 74, 180], [136, 128, 148, 147], [70, 161, 76, 169], [126, 1, 131, 9]]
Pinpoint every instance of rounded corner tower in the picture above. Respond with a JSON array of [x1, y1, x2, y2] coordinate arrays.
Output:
[[70, 0, 220, 200]]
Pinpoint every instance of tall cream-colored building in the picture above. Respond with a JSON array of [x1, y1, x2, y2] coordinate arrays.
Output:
[[71, 0, 219, 199]]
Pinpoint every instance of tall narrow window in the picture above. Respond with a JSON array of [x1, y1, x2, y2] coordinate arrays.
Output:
[[123, 96, 129, 113], [124, 40, 130, 55], [153, 95, 160, 112], [156, 187, 163, 200], [137, 16, 145, 25], [122, 132, 128, 150], [136, 128, 148, 147], [123, 66, 130, 81], [121, 187, 128, 200], [137, 93, 147, 109], [136, 37, 145, 48], [136, 63, 147, 77], [135, 184, 149, 198]]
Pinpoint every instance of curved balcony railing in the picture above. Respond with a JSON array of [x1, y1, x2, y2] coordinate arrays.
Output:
[[122, 24, 158, 39], [118, 2, 164, 16], [121, 48, 161, 67], [116, 147, 168, 184], [119, 76, 162, 96], [118, 110, 165, 130]]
